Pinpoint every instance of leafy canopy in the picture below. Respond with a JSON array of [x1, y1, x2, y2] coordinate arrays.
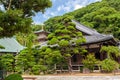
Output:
[[82, 54, 99, 71], [0, 0, 52, 17], [101, 58, 119, 72], [45, 0, 120, 40], [47, 16, 86, 73], [100, 46, 120, 59], [5, 74, 23, 80], [0, 0, 52, 37], [0, 54, 14, 71]]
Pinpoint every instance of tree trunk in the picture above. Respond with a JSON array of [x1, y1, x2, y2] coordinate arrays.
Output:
[[68, 58, 72, 73], [7, 0, 12, 10]]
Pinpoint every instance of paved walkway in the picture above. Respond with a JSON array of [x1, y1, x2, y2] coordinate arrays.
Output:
[[23, 73, 120, 80], [36, 76, 120, 80]]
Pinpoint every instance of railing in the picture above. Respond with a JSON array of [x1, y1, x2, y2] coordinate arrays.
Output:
[[113, 69, 120, 75]]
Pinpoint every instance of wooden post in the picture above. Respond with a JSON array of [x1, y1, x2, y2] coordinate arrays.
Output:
[[87, 45, 90, 52], [54, 64, 57, 74], [99, 44, 103, 60], [68, 58, 72, 73]]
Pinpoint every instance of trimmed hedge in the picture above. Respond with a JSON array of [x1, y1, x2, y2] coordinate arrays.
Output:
[[5, 74, 23, 80]]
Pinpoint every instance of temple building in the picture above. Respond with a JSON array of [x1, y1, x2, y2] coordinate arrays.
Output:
[[34, 30, 49, 43], [71, 20, 118, 63], [34, 20, 119, 71], [0, 38, 24, 55]]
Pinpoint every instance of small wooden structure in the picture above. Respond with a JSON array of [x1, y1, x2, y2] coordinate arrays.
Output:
[[34, 30, 49, 43]]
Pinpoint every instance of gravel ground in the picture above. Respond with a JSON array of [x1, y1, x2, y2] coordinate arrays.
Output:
[[23, 73, 120, 80], [36, 76, 120, 80]]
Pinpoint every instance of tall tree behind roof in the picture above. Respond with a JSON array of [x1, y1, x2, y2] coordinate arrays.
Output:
[[44, 0, 120, 40], [0, 0, 52, 37]]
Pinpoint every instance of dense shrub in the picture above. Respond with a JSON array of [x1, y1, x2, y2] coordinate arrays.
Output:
[[31, 65, 48, 75], [82, 54, 99, 72], [101, 59, 119, 72], [5, 74, 23, 80], [32, 65, 40, 75]]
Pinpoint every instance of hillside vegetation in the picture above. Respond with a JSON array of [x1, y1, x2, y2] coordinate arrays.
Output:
[[44, 0, 120, 40]]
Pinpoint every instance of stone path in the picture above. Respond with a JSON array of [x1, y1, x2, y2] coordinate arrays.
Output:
[[37, 76, 120, 80]]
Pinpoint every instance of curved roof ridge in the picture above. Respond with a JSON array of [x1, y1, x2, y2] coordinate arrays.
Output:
[[0, 37, 24, 53], [72, 20, 100, 35]]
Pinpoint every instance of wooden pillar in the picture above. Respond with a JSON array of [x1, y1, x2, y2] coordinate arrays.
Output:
[[99, 43, 104, 60], [87, 45, 90, 52], [68, 58, 72, 73]]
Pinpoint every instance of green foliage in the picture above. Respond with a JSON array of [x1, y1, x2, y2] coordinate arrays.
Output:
[[33, 46, 64, 73], [61, 30, 71, 34], [67, 26, 75, 30], [39, 65, 48, 74], [15, 33, 37, 74], [101, 59, 119, 72], [73, 48, 79, 54], [75, 38, 86, 45], [45, 16, 86, 73], [5, 74, 23, 80], [103, 0, 120, 11], [76, 32, 83, 37], [31, 65, 41, 75], [0, 10, 32, 37], [0, 45, 5, 49], [82, 54, 99, 71], [79, 6, 120, 34], [45, 0, 120, 40], [0, 0, 52, 16], [100, 46, 120, 59], [16, 32, 37, 46], [15, 45, 63, 74], [26, 34, 37, 48], [74, 0, 120, 40], [68, 22, 76, 27], [61, 35, 71, 40], [0, 54, 14, 72], [44, 16, 73, 32], [0, 0, 52, 37], [47, 33, 55, 40], [16, 33, 28, 46], [55, 29, 61, 34], [32, 24, 43, 31], [48, 37, 58, 45], [44, 16, 62, 32], [64, 54, 71, 57], [0, 61, 4, 70], [58, 40, 69, 47], [39, 47, 63, 64], [15, 48, 35, 74]]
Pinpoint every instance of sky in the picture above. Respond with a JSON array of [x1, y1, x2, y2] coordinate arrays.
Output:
[[32, 0, 101, 24]]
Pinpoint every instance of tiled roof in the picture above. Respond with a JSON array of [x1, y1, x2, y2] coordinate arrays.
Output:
[[72, 20, 100, 35], [39, 20, 117, 47], [84, 35, 114, 44], [34, 30, 50, 34], [72, 20, 116, 44], [0, 38, 24, 53], [39, 35, 114, 47]]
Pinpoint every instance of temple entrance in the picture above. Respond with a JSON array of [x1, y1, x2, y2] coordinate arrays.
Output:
[[95, 52, 100, 60]]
